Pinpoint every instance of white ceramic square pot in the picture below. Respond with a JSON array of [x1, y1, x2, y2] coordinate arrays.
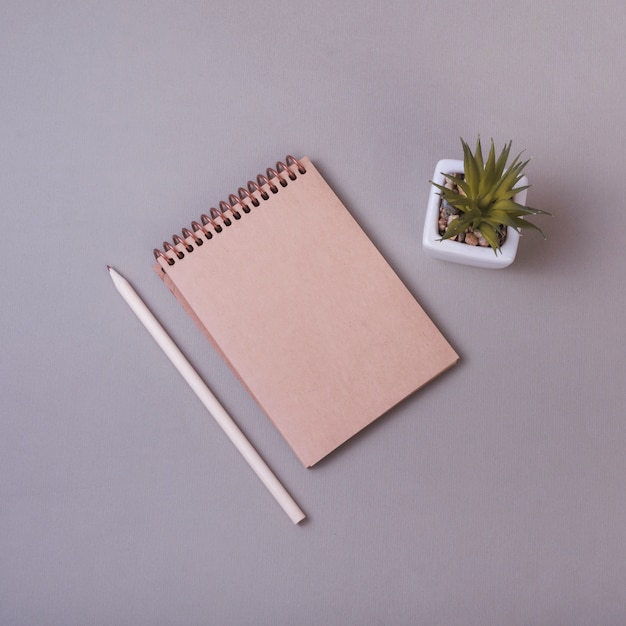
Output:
[[423, 159, 528, 269]]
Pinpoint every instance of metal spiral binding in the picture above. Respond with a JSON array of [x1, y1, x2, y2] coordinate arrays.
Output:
[[154, 155, 306, 267]]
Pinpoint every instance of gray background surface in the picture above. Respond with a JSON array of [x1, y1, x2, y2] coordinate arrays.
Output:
[[2, 1, 625, 624]]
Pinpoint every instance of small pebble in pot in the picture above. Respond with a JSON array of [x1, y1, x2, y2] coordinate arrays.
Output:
[[465, 232, 478, 246]]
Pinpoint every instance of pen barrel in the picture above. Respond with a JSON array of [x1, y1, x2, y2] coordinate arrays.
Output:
[[110, 268, 305, 524]]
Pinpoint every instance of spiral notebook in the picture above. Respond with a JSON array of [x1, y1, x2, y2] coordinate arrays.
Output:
[[153, 155, 458, 467]]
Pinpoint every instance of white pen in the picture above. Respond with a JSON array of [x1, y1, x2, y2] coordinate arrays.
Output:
[[107, 266, 306, 525]]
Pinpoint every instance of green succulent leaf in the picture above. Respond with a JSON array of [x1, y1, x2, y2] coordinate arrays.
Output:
[[473, 136, 484, 171], [441, 214, 473, 240], [482, 211, 517, 228], [431, 181, 474, 213], [508, 216, 547, 237], [479, 142, 499, 196], [461, 138, 480, 195], [491, 199, 547, 218], [478, 223, 500, 251], [494, 141, 512, 179]]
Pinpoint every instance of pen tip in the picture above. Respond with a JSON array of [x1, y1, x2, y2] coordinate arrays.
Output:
[[106, 265, 111, 272]]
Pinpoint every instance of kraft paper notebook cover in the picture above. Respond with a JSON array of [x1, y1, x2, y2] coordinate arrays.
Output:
[[153, 155, 458, 467]]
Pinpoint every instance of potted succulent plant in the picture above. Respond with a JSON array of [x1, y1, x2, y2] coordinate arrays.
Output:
[[423, 137, 550, 268]]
